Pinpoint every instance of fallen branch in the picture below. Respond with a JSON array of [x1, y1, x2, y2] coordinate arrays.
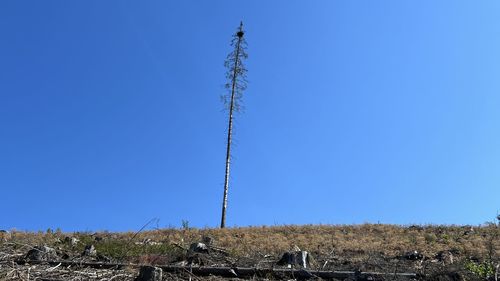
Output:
[[159, 266, 419, 279], [208, 245, 229, 255], [495, 263, 498, 281], [16, 260, 419, 279], [46, 262, 61, 272], [172, 242, 188, 251], [107, 273, 132, 281]]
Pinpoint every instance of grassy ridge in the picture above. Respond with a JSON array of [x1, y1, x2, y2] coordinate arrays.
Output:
[[4, 224, 498, 263]]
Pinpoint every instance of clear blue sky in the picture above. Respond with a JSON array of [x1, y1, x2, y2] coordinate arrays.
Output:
[[1, 1, 499, 231]]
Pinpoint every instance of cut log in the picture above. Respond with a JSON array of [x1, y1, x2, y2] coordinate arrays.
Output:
[[16, 260, 419, 280], [158, 265, 419, 280]]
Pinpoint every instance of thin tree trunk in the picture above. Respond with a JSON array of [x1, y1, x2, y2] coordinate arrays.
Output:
[[221, 25, 243, 229]]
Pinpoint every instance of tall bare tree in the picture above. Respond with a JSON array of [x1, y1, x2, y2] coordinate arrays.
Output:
[[220, 22, 248, 228]]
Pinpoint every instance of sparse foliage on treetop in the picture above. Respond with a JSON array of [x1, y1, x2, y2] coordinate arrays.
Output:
[[221, 24, 248, 113]]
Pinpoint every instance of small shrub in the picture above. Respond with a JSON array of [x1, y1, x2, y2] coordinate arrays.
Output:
[[181, 220, 190, 230], [464, 260, 495, 279], [424, 233, 436, 244]]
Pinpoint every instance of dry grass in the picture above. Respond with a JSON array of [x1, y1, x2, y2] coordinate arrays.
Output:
[[145, 224, 498, 260], [3, 223, 498, 263]]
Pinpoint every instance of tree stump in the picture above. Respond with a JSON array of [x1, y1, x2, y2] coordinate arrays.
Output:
[[25, 246, 58, 261], [136, 266, 162, 281], [277, 251, 312, 268]]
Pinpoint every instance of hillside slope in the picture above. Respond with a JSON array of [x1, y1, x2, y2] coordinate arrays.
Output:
[[0, 224, 498, 280]]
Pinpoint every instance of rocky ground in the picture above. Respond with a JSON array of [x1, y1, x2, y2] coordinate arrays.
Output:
[[0, 224, 498, 280]]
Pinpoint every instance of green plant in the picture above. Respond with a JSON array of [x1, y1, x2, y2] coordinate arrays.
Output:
[[464, 260, 495, 279], [181, 220, 190, 230], [424, 233, 436, 244], [408, 234, 417, 245]]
